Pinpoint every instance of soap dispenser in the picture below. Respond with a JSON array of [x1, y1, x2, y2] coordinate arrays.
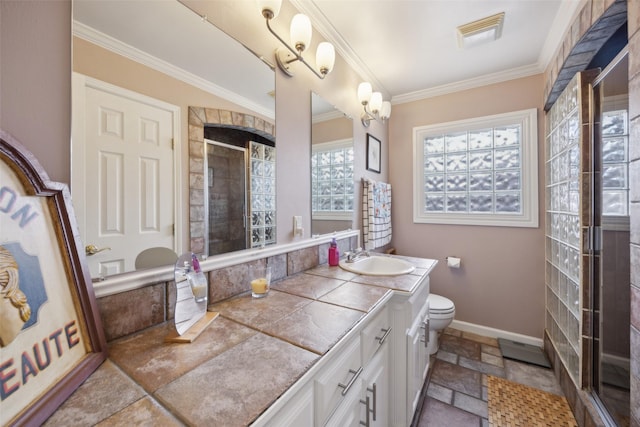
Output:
[[328, 238, 339, 266]]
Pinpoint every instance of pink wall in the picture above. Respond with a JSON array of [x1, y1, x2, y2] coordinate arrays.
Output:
[[388, 75, 546, 338], [1, 0, 71, 184]]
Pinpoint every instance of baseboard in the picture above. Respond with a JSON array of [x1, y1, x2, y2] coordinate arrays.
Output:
[[450, 320, 544, 348]]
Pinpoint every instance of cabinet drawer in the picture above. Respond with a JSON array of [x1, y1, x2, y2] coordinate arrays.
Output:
[[361, 306, 391, 365], [314, 337, 362, 425]]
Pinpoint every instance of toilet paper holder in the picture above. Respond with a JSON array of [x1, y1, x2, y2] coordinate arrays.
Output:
[[446, 256, 461, 269]]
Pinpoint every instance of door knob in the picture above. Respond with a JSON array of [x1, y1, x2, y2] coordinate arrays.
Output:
[[85, 245, 111, 256]]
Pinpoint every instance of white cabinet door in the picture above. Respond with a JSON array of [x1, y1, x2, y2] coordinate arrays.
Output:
[[406, 321, 422, 419], [362, 345, 389, 427], [418, 318, 430, 385], [388, 274, 430, 426], [406, 303, 429, 422]]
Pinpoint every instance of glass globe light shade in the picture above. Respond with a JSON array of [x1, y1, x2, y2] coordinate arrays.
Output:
[[357, 82, 373, 105], [290, 14, 312, 52], [370, 92, 383, 113]]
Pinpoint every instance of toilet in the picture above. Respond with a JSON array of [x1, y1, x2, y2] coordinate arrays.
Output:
[[426, 294, 456, 355]]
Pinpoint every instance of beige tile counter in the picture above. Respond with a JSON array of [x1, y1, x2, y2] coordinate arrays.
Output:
[[45, 255, 436, 426]]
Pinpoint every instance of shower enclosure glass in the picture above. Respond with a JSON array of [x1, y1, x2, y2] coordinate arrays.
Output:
[[204, 139, 277, 256], [205, 141, 248, 256], [591, 49, 630, 426]]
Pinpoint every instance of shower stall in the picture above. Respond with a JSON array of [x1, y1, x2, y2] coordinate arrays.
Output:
[[545, 47, 630, 425]]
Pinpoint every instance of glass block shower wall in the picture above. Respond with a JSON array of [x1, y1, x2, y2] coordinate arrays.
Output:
[[249, 141, 276, 248], [545, 71, 596, 388]]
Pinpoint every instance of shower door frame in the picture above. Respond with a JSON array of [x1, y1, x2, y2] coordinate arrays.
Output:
[[203, 139, 249, 257], [589, 46, 631, 425]]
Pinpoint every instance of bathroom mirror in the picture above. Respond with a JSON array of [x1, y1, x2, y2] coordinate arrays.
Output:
[[311, 92, 355, 236], [71, 0, 275, 278]]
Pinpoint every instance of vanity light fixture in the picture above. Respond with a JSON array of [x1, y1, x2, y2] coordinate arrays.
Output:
[[258, 0, 335, 79], [357, 82, 391, 127]]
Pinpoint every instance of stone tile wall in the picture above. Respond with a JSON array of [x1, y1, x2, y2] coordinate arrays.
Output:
[[543, 0, 627, 111], [96, 235, 357, 342]]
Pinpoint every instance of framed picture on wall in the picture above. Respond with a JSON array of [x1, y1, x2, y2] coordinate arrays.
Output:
[[366, 133, 381, 173]]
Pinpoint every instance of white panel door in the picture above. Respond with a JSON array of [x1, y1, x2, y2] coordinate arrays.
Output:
[[72, 74, 178, 278]]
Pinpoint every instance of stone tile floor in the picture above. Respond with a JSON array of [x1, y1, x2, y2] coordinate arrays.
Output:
[[413, 328, 564, 426]]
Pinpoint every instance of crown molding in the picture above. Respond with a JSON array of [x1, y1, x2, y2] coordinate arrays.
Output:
[[312, 109, 349, 124], [392, 62, 542, 105], [292, 0, 585, 106], [289, 0, 389, 98], [72, 21, 275, 120]]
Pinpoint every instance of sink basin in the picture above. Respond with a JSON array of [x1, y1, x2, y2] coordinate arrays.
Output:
[[339, 256, 415, 276]]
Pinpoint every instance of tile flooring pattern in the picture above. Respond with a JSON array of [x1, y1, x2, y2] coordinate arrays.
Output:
[[414, 328, 566, 427]]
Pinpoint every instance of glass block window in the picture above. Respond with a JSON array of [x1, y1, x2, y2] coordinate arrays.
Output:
[[601, 109, 629, 216], [413, 109, 538, 227], [311, 139, 354, 220], [249, 141, 276, 248]]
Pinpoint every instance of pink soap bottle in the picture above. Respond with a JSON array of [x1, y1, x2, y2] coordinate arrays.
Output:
[[328, 238, 340, 266]]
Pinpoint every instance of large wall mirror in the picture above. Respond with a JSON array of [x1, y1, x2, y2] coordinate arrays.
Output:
[[71, 0, 275, 279], [311, 92, 354, 236]]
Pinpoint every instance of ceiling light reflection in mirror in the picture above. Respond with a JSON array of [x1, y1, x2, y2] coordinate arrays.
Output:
[[72, 0, 275, 278], [311, 92, 354, 236]]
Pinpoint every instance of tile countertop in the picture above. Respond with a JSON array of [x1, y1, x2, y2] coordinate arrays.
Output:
[[44, 255, 437, 427]]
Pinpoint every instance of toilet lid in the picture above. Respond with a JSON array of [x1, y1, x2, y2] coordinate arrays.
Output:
[[429, 294, 454, 312]]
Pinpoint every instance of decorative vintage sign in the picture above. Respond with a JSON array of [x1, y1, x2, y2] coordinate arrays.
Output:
[[0, 130, 107, 426]]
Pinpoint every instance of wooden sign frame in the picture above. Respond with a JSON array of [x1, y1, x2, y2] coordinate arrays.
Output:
[[0, 130, 107, 426]]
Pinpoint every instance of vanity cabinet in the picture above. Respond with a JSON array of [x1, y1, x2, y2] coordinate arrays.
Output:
[[322, 305, 390, 426], [255, 305, 392, 427], [254, 271, 431, 427]]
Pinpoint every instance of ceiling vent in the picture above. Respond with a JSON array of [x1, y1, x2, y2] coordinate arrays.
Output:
[[456, 12, 505, 49]]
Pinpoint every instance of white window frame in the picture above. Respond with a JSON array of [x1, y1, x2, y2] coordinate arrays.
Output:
[[312, 138, 354, 221], [600, 94, 630, 229], [413, 108, 538, 228]]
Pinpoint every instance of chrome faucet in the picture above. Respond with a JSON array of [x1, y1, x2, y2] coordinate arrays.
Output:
[[345, 247, 370, 263]]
